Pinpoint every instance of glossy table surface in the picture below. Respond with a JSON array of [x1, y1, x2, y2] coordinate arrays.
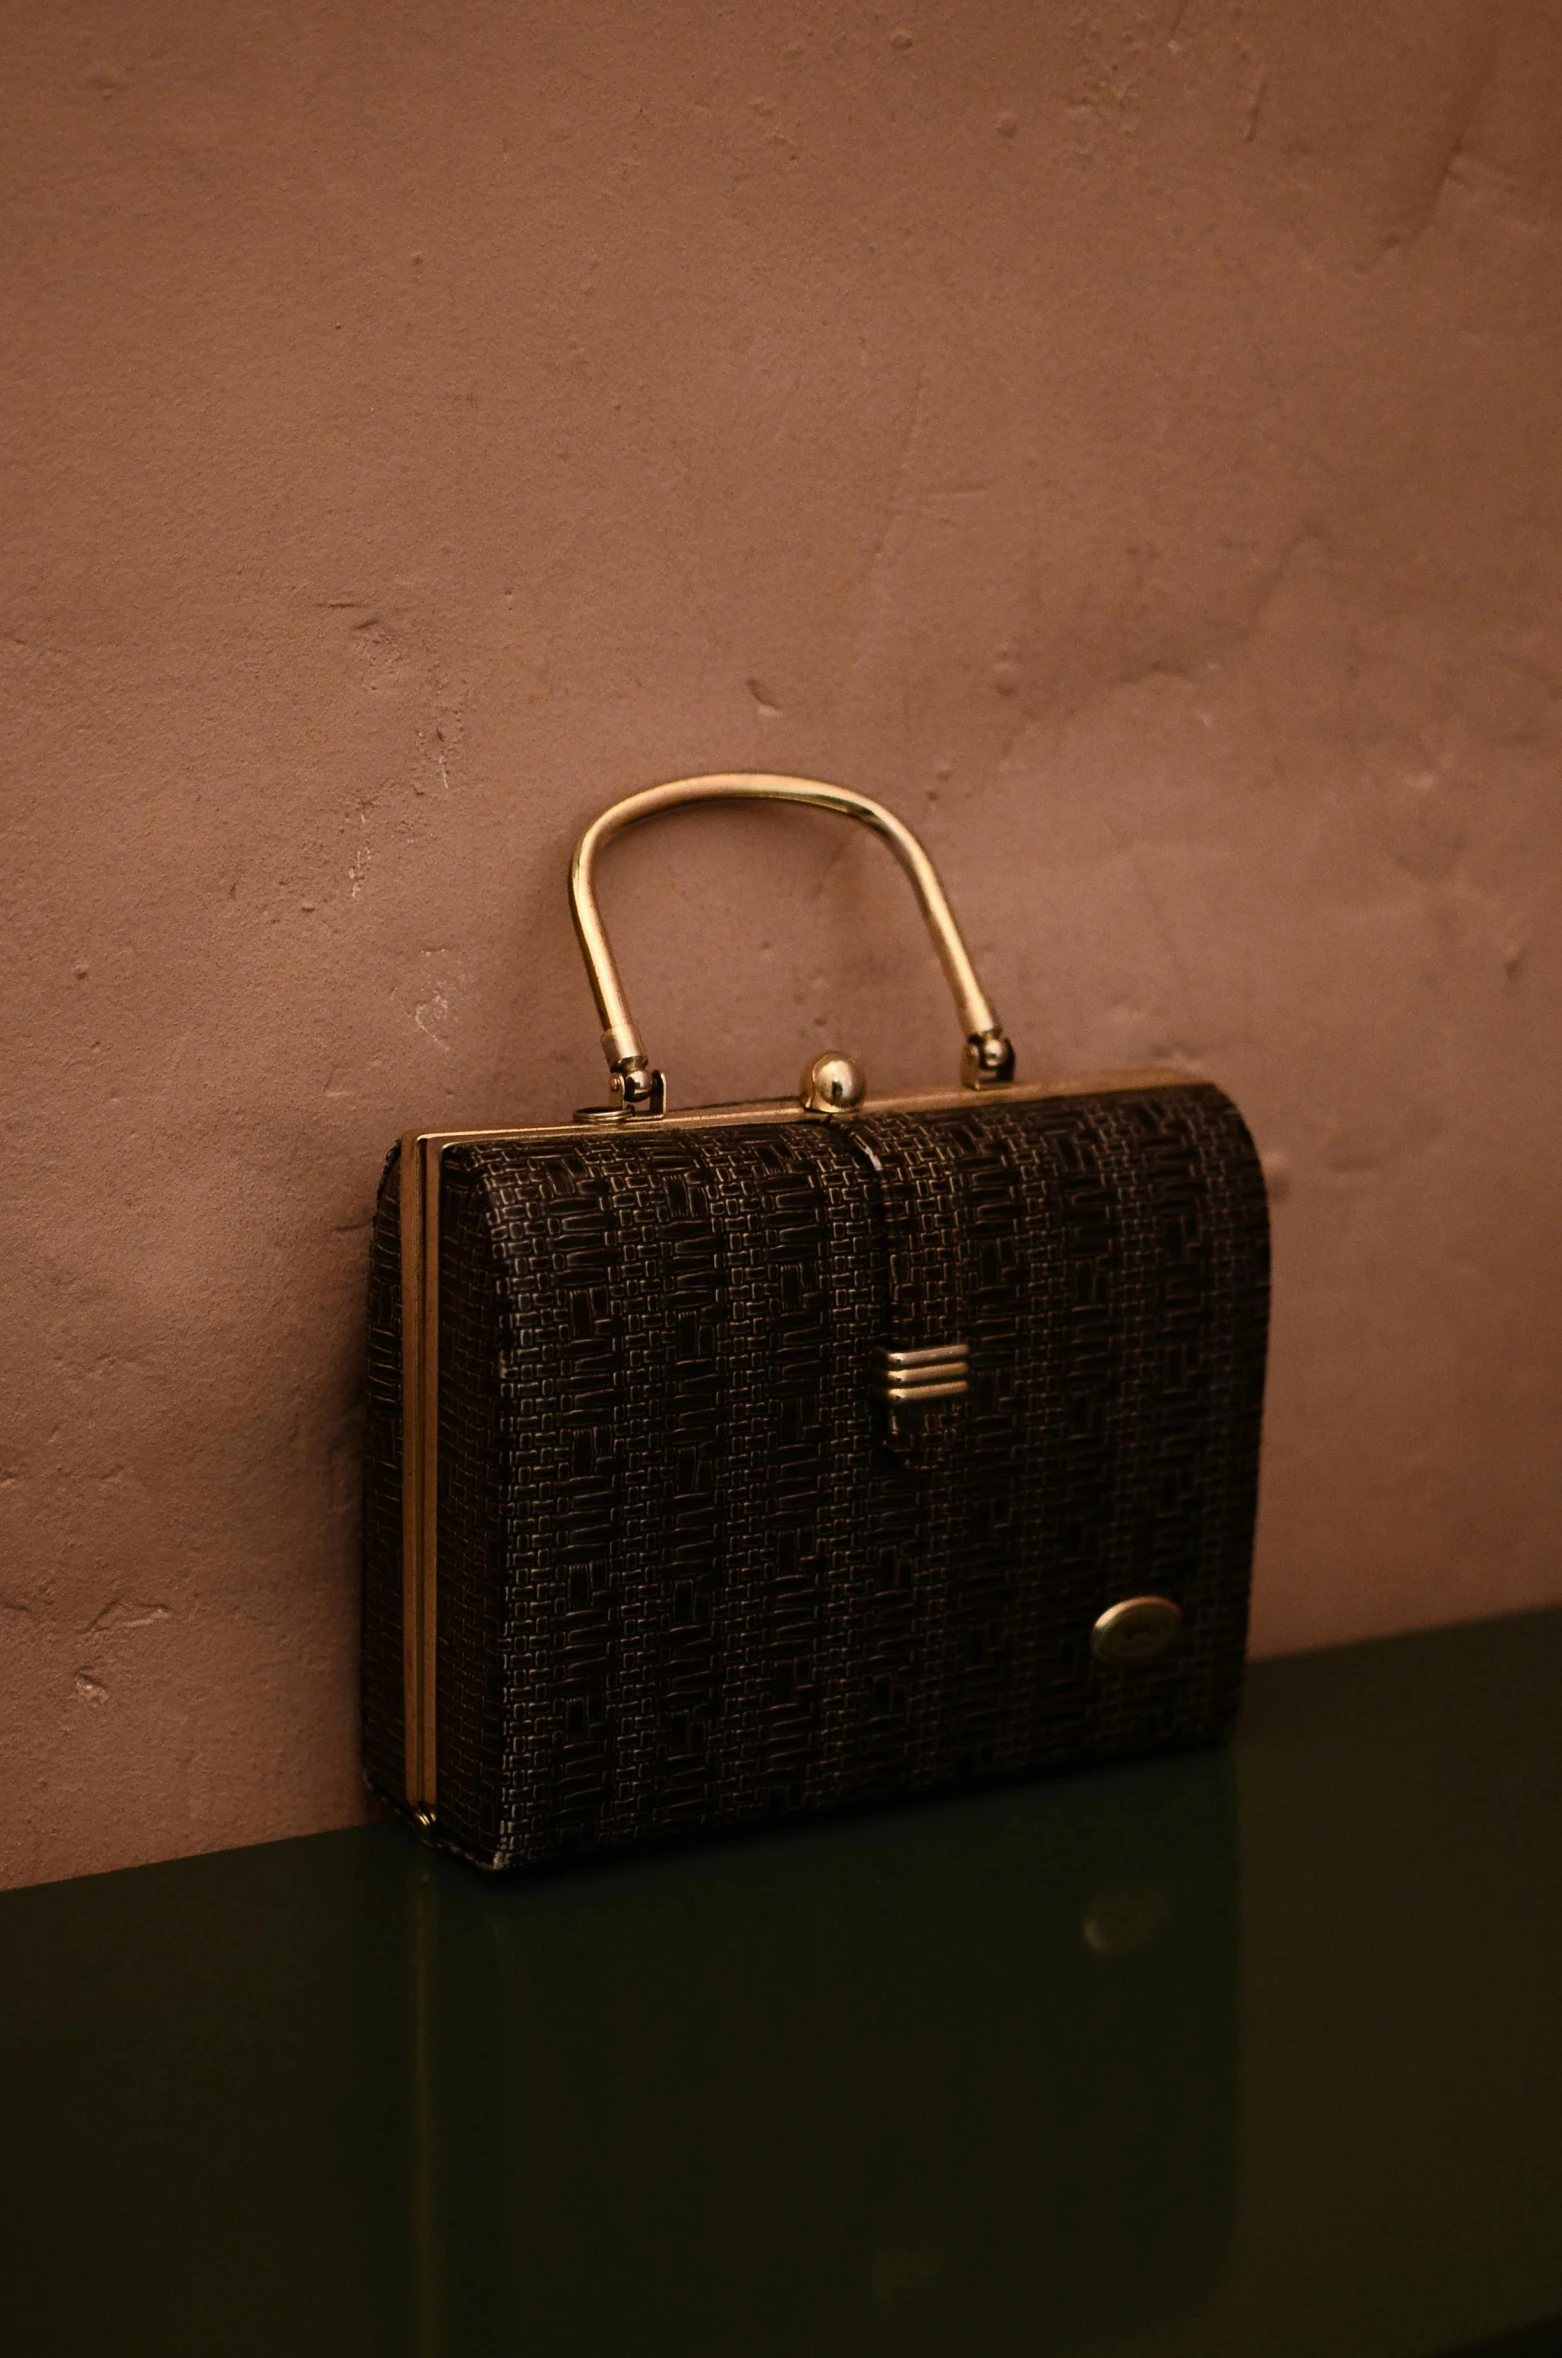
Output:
[[3, 1610, 1560, 2358]]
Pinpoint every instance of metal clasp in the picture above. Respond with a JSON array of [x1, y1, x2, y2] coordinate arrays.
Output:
[[872, 1342, 970, 1408]]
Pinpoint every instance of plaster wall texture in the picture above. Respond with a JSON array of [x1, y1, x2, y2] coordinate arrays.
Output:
[[4, 0, 1561, 1889]]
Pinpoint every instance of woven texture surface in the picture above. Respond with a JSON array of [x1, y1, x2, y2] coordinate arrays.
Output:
[[362, 1085, 1269, 1869]]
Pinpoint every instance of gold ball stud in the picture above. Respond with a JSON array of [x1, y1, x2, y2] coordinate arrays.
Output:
[[800, 1051, 866, 1115]]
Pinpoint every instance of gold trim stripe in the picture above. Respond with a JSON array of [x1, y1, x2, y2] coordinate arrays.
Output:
[[398, 1133, 424, 1808], [398, 1132, 440, 1818]]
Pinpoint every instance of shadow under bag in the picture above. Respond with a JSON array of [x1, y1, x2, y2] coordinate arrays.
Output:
[[362, 774, 1269, 1870]]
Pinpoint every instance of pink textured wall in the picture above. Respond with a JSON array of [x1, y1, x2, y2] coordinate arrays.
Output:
[[5, 1, 1561, 1889]]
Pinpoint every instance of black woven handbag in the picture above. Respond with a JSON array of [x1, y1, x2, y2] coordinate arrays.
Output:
[[362, 775, 1269, 1870]]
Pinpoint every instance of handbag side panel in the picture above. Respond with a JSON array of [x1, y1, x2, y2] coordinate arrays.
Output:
[[361, 1147, 407, 1811]]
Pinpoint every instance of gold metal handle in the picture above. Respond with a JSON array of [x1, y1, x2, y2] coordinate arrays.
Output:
[[569, 774, 1016, 1113]]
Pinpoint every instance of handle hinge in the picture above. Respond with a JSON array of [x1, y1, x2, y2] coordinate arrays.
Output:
[[576, 1053, 667, 1124], [963, 1027, 1016, 1088], [612, 1056, 666, 1116]]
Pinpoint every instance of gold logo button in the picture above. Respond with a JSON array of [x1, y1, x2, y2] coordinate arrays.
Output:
[[1091, 1594, 1183, 1667]]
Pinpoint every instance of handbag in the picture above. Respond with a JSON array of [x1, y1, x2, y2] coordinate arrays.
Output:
[[362, 774, 1269, 1870]]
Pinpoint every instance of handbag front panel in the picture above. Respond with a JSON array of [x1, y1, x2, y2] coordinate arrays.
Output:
[[365, 1083, 1269, 1868]]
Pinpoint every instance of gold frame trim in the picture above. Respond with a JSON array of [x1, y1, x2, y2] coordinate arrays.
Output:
[[397, 1066, 1194, 1817]]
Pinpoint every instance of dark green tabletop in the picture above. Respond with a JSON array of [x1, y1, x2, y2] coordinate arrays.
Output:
[[3, 1611, 1560, 2357]]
